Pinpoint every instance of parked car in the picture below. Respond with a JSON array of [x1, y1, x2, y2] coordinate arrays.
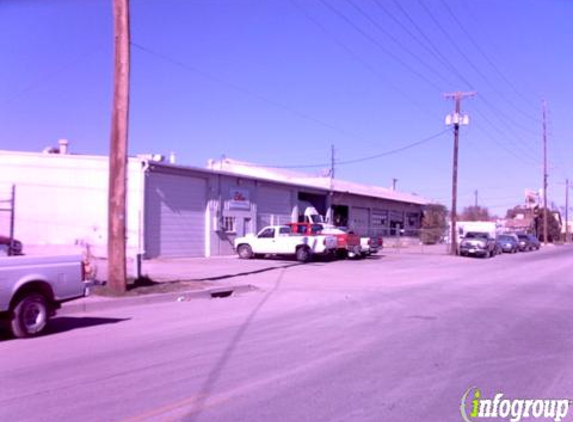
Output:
[[459, 232, 497, 258], [516, 233, 540, 251], [234, 225, 337, 262], [526, 234, 541, 250], [359, 236, 384, 257], [495, 234, 519, 254], [0, 235, 23, 256]]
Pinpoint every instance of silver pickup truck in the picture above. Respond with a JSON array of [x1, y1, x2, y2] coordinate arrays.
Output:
[[0, 254, 88, 338]]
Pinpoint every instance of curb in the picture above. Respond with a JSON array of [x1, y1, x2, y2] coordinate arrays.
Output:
[[59, 284, 256, 315]]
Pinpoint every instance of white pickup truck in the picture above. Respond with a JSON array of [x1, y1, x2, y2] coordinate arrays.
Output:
[[234, 225, 337, 262], [0, 254, 88, 338]]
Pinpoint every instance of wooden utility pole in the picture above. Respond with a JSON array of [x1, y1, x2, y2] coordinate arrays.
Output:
[[444, 91, 476, 255], [108, 0, 130, 292], [566, 179, 570, 243], [474, 189, 478, 207], [327, 144, 335, 224], [542, 101, 548, 245]]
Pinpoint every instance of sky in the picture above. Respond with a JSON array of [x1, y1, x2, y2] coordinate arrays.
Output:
[[1, 0, 572, 217]]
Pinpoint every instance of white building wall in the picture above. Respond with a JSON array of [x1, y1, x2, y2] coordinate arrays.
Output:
[[0, 151, 143, 258]]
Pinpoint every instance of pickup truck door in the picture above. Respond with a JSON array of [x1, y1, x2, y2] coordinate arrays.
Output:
[[275, 226, 296, 254], [254, 227, 279, 254]]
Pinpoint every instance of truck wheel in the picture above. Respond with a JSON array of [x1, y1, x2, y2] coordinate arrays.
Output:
[[10, 293, 49, 338], [296, 246, 311, 263], [237, 245, 253, 259]]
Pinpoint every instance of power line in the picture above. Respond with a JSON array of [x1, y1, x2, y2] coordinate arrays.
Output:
[[387, 0, 540, 162], [386, 0, 473, 89], [336, 129, 449, 165], [343, 0, 457, 88], [416, 0, 540, 139], [471, 109, 540, 165], [0, 45, 104, 107], [438, 0, 541, 123], [287, 0, 443, 121], [235, 129, 449, 169], [131, 41, 375, 146], [316, 0, 444, 92]]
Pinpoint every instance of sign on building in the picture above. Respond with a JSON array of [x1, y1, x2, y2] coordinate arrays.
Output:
[[229, 188, 251, 210]]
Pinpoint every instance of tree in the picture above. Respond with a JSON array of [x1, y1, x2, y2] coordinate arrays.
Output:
[[420, 203, 448, 244], [460, 205, 492, 221], [506, 206, 521, 219], [535, 208, 562, 242]]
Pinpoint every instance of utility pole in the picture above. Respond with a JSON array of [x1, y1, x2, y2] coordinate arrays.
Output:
[[474, 189, 478, 207], [392, 178, 398, 191], [444, 91, 476, 256], [566, 179, 570, 243], [330, 144, 335, 182], [542, 100, 548, 246], [108, 0, 130, 292], [327, 144, 335, 224]]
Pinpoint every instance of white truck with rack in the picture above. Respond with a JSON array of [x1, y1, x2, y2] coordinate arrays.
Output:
[[234, 225, 337, 262]]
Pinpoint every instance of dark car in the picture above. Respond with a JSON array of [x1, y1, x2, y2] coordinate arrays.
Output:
[[459, 232, 497, 258], [516, 233, 539, 251], [496, 234, 519, 254], [0, 235, 23, 256], [526, 234, 541, 250]]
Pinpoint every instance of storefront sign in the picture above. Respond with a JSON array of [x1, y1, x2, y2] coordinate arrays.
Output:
[[229, 188, 250, 210]]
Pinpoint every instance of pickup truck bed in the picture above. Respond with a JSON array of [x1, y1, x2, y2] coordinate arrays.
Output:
[[0, 254, 87, 338]]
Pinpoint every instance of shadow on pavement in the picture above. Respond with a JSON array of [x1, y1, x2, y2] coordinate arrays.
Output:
[[197, 262, 302, 281], [0, 316, 130, 341], [44, 316, 130, 335]]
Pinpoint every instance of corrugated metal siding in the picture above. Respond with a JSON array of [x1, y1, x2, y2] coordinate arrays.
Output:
[[351, 207, 370, 236], [256, 186, 292, 230], [145, 172, 206, 258]]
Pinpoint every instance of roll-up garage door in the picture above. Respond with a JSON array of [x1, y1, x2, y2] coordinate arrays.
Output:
[[257, 186, 292, 230], [145, 172, 206, 258], [351, 207, 370, 236]]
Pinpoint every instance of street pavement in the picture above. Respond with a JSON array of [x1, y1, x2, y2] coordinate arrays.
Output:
[[1, 244, 572, 422]]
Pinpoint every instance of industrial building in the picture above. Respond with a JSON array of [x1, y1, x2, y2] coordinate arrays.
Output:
[[0, 146, 428, 260]]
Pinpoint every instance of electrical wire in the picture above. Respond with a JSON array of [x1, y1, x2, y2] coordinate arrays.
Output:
[[131, 41, 375, 147], [234, 128, 449, 169], [439, 0, 541, 123], [336, 129, 449, 166], [0, 45, 104, 107], [416, 0, 540, 139], [287, 0, 443, 121], [343, 0, 458, 89], [316, 0, 444, 92]]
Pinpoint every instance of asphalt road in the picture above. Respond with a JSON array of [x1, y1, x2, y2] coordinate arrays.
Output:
[[2, 245, 573, 422]]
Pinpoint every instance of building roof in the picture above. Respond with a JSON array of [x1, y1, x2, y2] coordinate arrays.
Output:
[[0, 149, 428, 206], [207, 158, 428, 206]]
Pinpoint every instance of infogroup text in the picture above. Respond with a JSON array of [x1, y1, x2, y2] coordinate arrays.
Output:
[[460, 387, 571, 422]]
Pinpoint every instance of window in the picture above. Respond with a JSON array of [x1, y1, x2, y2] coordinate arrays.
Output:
[[372, 210, 388, 227], [258, 228, 275, 238], [407, 212, 419, 227], [278, 227, 292, 235], [222, 216, 236, 233]]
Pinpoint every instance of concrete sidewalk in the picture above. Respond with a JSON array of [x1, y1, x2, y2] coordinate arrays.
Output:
[[95, 255, 300, 282], [61, 256, 299, 314]]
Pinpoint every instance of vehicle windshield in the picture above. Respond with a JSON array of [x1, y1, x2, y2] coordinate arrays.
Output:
[[497, 235, 514, 241], [464, 232, 487, 239]]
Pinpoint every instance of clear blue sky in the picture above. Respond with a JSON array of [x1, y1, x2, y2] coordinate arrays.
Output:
[[1, 0, 571, 217]]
